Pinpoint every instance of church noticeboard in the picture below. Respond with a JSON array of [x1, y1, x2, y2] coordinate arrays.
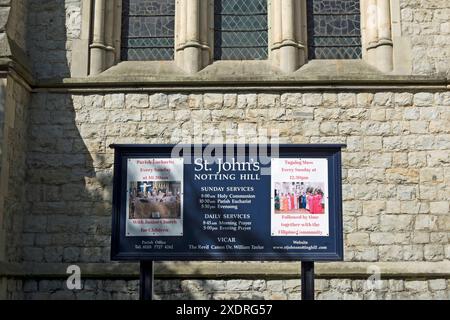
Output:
[[110, 144, 344, 261]]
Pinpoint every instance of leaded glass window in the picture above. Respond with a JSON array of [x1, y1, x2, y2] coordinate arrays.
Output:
[[214, 0, 268, 60], [121, 0, 175, 61], [307, 0, 362, 59]]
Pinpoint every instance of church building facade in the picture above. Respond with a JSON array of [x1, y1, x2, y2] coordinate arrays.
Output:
[[0, 0, 449, 299]]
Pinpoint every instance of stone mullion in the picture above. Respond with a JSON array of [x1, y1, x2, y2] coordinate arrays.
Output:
[[200, 0, 211, 68], [296, 0, 307, 61], [185, 0, 201, 73], [175, 0, 186, 67], [269, 0, 282, 66], [89, 0, 106, 75], [376, 0, 393, 72], [270, 0, 306, 73], [363, 0, 393, 72], [113, 0, 123, 64], [360, 0, 368, 60], [176, 0, 211, 73], [104, 0, 116, 69], [280, 0, 297, 72]]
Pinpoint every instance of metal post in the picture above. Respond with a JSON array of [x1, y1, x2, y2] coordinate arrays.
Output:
[[301, 261, 315, 300], [139, 261, 154, 300]]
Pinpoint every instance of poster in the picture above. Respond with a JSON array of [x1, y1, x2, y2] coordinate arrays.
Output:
[[271, 158, 329, 237], [126, 158, 184, 236]]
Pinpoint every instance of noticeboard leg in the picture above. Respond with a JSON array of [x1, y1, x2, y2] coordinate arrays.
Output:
[[139, 261, 154, 300], [301, 261, 315, 300]]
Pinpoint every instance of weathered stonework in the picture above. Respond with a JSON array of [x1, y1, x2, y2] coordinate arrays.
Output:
[[13, 89, 448, 299], [27, 0, 81, 79], [400, 0, 450, 75], [12, 278, 450, 300], [0, 76, 30, 299]]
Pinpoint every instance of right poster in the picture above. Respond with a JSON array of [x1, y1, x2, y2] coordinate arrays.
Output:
[[271, 158, 329, 237]]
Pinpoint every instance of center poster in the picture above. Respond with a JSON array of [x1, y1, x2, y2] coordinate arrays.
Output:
[[111, 145, 343, 261]]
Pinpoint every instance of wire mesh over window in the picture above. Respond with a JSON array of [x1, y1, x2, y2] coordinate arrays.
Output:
[[121, 0, 175, 61], [214, 0, 268, 60], [307, 0, 362, 59]]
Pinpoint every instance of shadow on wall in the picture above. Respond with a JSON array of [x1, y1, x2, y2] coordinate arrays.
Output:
[[21, 0, 104, 299], [27, 0, 79, 80], [0, 79, 6, 170], [152, 263, 271, 300], [22, 1, 275, 301], [21, 0, 184, 301]]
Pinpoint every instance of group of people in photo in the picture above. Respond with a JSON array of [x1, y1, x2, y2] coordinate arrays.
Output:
[[129, 181, 181, 219], [274, 182, 325, 214]]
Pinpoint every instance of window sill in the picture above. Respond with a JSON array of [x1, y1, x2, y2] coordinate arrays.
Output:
[[36, 60, 449, 91], [89, 59, 385, 81]]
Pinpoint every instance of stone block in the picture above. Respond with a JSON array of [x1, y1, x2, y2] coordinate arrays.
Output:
[[266, 280, 283, 292], [373, 93, 393, 106], [150, 93, 168, 109], [370, 233, 396, 245], [424, 244, 444, 261], [105, 94, 125, 109], [347, 233, 370, 245], [258, 94, 280, 108], [126, 94, 149, 109], [380, 215, 413, 232], [168, 94, 188, 109], [414, 93, 434, 107], [302, 93, 323, 106], [203, 94, 223, 109], [429, 201, 449, 214], [337, 93, 356, 108], [395, 93, 413, 106]]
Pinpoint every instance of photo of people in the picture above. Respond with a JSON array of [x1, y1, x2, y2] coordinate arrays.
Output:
[[273, 182, 325, 214], [128, 181, 181, 219]]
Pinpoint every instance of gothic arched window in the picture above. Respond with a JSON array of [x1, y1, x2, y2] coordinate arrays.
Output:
[[121, 0, 176, 61], [307, 0, 362, 59], [214, 0, 268, 60]]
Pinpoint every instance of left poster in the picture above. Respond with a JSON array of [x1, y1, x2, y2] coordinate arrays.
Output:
[[126, 158, 184, 236]]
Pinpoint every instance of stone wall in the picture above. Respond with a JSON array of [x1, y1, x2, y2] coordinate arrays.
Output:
[[0, 0, 30, 73], [16, 90, 449, 299], [0, 75, 31, 299], [15, 278, 450, 300], [7, 0, 28, 54], [24, 91, 450, 263], [27, 0, 81, 79], [1, 76, 30, 262], [401, 0, 450, 75]]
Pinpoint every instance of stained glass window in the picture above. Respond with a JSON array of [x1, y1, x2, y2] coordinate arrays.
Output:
[[307, 0, 362, 59], [214, 0, 268, 60], [121, 0, 175, 61]]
